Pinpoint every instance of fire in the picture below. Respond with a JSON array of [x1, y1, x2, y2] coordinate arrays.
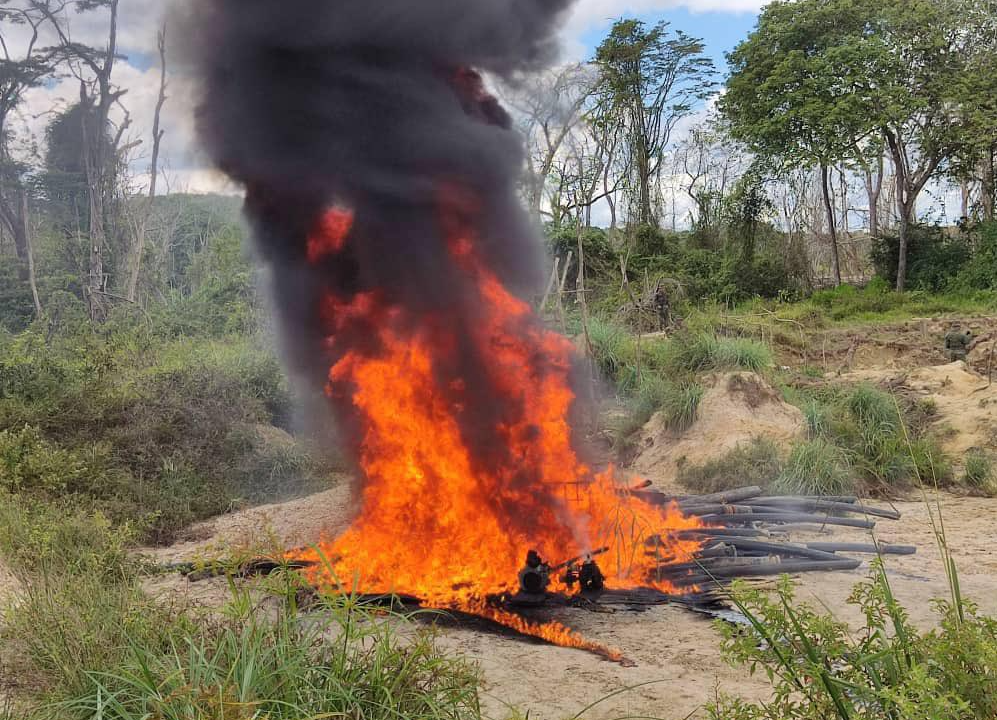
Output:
[[291, 194, 705, 658]]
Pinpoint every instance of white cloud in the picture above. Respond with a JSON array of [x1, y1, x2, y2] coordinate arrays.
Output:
[[557, 0, 761, 60]]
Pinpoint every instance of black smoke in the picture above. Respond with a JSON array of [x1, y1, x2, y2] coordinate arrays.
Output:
[[174, 0, 583, 490]]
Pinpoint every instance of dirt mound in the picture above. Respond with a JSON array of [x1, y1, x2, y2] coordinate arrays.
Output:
[[632, 372, 805, 490], [841, 362, 997, 456]]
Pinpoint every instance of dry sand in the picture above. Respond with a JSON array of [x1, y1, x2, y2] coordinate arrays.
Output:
[[138, 482, 997, 720], [134, 358, 997, 719], [632, 372, 805, 489]]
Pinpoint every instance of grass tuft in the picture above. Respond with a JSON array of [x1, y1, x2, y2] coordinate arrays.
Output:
[[677, 438, 784, 494], [774, 439, 854, 497], [963, 450, 995, 494]]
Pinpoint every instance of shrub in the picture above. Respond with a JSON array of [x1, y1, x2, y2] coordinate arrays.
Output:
[[871, 224, 972, 292], [710, 563, 997, 720], [677, 438, 784, 494], [0, 490, 134, 577], [774, 439, 854, 497]]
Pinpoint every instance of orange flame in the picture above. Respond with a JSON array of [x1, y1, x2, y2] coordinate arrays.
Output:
[[307, 207, 354, 263], [291, 194, 705, 658]]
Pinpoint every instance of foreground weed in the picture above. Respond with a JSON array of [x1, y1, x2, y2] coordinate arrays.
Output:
[[710, 563, 997, 720], [44, 586, 481, 720]]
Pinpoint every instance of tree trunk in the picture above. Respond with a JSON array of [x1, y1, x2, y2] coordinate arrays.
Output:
[[839, 166, 849, 235], [820, 164, 842, 286], [896, 203, 912, 293], [127, 26, 168, 303], [22, 191, 42, 319], [0, 191, 29, 279], [982, 147, 996, 222], [635, 134, 653, 226]]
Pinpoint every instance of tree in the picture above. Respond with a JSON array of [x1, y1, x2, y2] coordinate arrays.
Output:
[[871, 0, 968, 290], [721, 0, 880, 286], [949, 0, 997, 221], [500, 63, 595, 221], [592, 19, 714, 227], [0, 1, 61, 277], [41, 0, 126, 321], [124, 24, 168, 303]]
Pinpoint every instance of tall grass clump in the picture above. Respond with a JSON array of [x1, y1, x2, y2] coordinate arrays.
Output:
[[669, 332, 773, 374], [659, 382, 704, 431], [774, 439, 854, 496], [587, 317, 635, 385], [790, 384, 953, 493], [677, 439, 784, 494], [46, 589, 481, 720], [611, 376, 704, 451], [963, 450, 995, 494]]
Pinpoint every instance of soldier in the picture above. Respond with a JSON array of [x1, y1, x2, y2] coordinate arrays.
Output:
[[944, 323, 973, 362], [653, 285, 671, 331]]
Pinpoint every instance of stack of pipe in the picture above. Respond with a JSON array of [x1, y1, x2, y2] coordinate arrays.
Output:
[[635, 485, 914, 589]]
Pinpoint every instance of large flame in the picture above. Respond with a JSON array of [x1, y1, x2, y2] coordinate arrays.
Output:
[[291, 199, 704, 658]]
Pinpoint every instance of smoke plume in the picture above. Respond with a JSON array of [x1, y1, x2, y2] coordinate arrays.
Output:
[[175, 0, 582, 497]]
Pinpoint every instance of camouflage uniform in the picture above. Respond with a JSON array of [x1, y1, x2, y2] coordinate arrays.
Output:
[[653, 288, 671, 330], [944, 328, 972, 362]]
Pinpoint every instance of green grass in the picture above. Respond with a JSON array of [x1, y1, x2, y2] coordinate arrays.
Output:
[[710, 563, 997, 720], [963, 450, 995, 494], [774, 439, 854, 497], [666, 332, 773, 374], [677, 438, 784, 495], [30, 584, 480, 720], [786, 383, 954, 494]]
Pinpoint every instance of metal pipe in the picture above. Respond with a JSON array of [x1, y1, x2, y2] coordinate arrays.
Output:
[[668, 557, 863, 586]]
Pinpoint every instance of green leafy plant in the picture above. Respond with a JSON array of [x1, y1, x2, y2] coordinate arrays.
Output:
[[710, 562, 997, 720]]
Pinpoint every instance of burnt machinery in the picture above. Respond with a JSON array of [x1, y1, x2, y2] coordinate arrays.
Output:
[[513, 547, 609, 605]]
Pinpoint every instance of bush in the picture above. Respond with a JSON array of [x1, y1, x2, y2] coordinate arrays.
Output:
[[775, 439, 854, 497], [710, 563, 997, 720], [871, 224, 972, 292], [0, 490, 134, 577], [0, 330, 322, 544], [677, 439, 784, 494]]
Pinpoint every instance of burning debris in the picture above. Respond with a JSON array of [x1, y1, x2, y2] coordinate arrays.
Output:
[[174, 0, 911, 662]]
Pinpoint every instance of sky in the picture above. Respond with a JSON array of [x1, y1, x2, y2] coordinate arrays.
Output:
[[7, 0, 763, 198]]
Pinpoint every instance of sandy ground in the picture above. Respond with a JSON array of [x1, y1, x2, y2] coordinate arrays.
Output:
[[138, 480, 997, 720], [633, 371, 805, 486], [839, 361, 997, 457], [132, 355, 997, 719]]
